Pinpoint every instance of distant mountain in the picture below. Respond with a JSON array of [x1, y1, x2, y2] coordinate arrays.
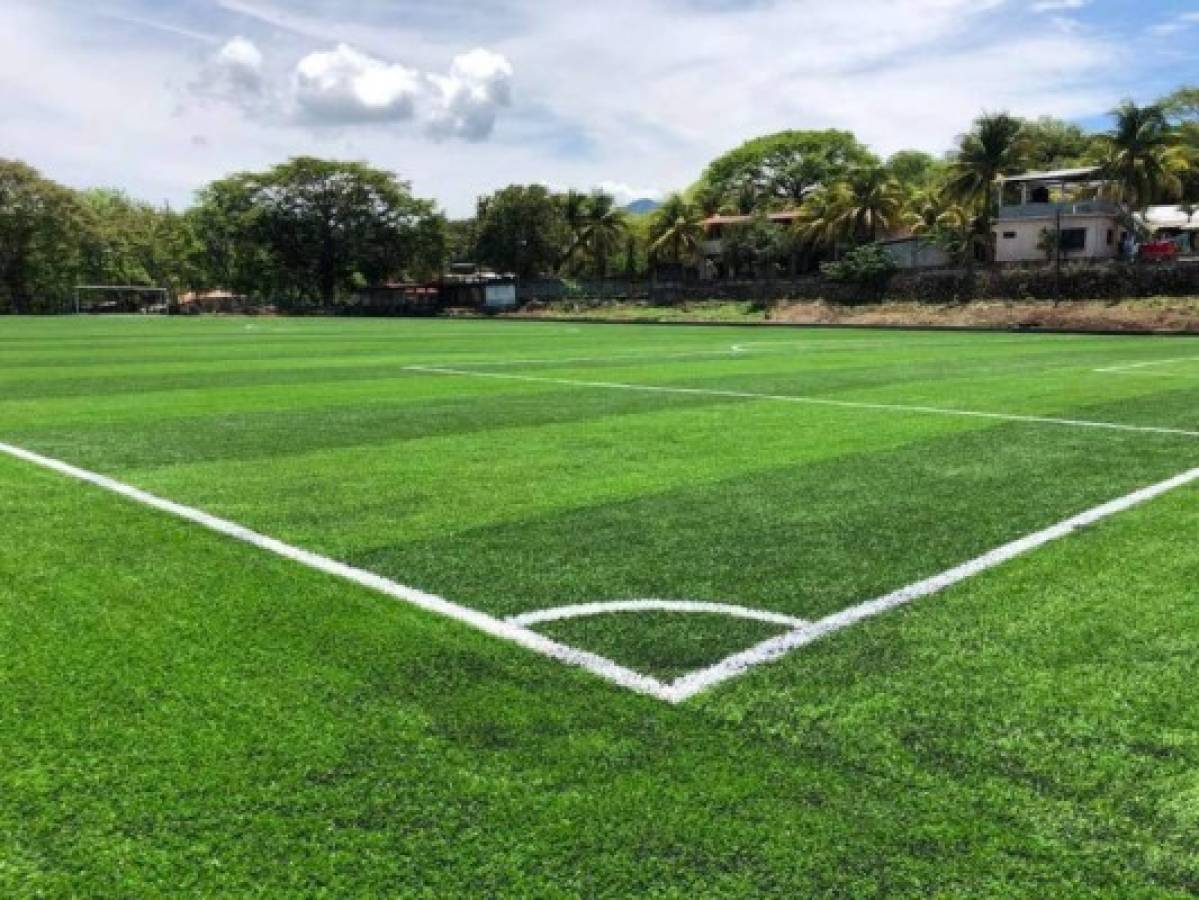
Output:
[[624, 198, 662, 215]]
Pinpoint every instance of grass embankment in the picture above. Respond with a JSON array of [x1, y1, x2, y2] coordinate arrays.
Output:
[[509, 296, 1199, 332]]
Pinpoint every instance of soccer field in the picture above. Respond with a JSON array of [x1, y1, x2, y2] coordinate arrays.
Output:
[[3, 316, 1199, 895]]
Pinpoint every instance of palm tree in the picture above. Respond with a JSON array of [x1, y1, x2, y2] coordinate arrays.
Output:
[[792, 182, 853, 254], [648, 194, 704, 266], [557, 189, 589, 271], [574, 191, 628, 279], [904, 191, 976, 263], [944, 112, 1027, 262], [839, 166, 906, 243], [1094, 101, 1183, 209]]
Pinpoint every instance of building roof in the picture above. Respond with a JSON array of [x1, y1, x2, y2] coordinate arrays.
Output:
[[999, 166, 1102, 185]]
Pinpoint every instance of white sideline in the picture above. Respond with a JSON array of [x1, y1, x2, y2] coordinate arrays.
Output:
[[662, 464, 1199, 702], [0, 441, 672, 703], [404, 366, 1199, 440], [509, 599, 808, 629]]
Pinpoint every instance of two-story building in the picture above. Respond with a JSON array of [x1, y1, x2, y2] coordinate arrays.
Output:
[[992, 167, 1128, 264]]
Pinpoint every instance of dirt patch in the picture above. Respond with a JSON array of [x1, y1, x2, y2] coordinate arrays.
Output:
[[769, 299, 1199, 333]]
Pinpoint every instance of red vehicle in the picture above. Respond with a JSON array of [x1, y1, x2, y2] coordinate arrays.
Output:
[[1140, 239, 1179, 262]]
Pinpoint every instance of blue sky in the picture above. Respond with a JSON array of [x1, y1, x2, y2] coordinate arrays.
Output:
[[1, 0, 1196, 215]]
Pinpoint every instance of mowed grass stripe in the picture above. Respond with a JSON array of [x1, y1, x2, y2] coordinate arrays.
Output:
[[352, 419, 1197, 621]]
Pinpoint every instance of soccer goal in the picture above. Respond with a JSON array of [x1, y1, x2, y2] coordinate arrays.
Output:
[[73, 285, 172, 315]]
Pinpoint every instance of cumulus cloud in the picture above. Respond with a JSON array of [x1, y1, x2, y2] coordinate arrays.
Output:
[[191, 36, 267, 109], [201, 40, 515, 138], [294, 43, 423, 123], [596, 181, 664, 205], [427, 48, 515, 141]]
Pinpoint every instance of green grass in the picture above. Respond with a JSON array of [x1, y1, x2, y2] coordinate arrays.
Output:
[[3, 315, 1199, 895]]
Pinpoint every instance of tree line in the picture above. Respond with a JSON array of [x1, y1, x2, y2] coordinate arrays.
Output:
[[2, 87, 1196, 312], [0, 157, 445, 313]]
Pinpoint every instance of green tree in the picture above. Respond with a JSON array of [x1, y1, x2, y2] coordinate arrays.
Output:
[[1160, 86, 1199, 201], [568, 191, 628, 279], [196, 157, 445, 304], [77, 189, 199, 294], [474, 184, 566, 278], [444, 218, 479, 265], [885, 150, 944, 190], [0, 159, 89, 312], [698, 130, 878, 211], [839, 166, 906, 243], [792, 182, 854, 254], [945, 112, 1028, 262], [648, 194, 704, 266], [1093, 101, 1184, 208], [1019, 117, 1094, 171], [1161, 86, 1199, 121], [557, 189, 590, 270], [720, 214, 784, 278]]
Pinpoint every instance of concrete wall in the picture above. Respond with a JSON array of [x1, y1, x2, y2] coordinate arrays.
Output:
[[880, 240, 953, 270], [995, 215, 1124, 264]]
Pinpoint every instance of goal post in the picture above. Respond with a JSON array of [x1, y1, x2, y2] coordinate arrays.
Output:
[[73, 285, 172, 315]]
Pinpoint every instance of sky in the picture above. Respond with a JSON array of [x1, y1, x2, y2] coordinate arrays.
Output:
[[1, 0, 1196, 217]]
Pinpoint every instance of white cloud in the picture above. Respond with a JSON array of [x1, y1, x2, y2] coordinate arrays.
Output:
[[191, 36, 267, 110], [1150, 12, 1199, 36], [596, 181, 664, 205], [427, 48, 514, 141], [1031, 0, 1088, 12], [293, 43, 423, 123], [0, 0, 1177, 218], [216, 37, 265, 92]]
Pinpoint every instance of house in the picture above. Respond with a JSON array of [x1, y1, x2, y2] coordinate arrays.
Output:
[[992, 167, 1127, 264], [700, 211, 804, 278]]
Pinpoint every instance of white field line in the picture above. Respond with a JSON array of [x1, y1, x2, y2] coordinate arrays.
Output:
[[404, 366, 1199, 440], [509, 599, 807, 629], [437, 348, 750, 368], [0, 441, 673, 703], [6, 443, 1199, 705], [663, 463, 1199, 702], [1095, 356, 1199, 375]]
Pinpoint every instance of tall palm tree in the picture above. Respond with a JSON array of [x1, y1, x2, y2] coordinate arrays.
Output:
[[839, 166, 906, 243], [944, 112, 1027, 262], [1094, 101, 1183, 208], [575, 191, 628, 279], [557, 189, 589, 271], [648, 194, 704, 265]]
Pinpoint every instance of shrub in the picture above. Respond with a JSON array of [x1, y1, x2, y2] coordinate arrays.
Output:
[[820, 243, 898, 301]]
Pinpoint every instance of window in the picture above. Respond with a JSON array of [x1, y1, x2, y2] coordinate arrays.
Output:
[[1060, 228, 1087, 252], [1003, 231, 1017, 239], [1107, 229, 1114, 246]]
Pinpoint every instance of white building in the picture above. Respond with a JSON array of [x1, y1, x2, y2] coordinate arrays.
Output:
[[992, 168, 1128, 264]]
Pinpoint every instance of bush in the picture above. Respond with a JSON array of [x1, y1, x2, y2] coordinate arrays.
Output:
[[821, 244, 898, 300]]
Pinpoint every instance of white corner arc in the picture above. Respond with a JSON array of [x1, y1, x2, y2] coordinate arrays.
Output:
[[509, 599, 808, 629]]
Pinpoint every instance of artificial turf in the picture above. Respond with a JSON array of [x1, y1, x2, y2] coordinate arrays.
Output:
[[2, 315, 1198, 895]]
